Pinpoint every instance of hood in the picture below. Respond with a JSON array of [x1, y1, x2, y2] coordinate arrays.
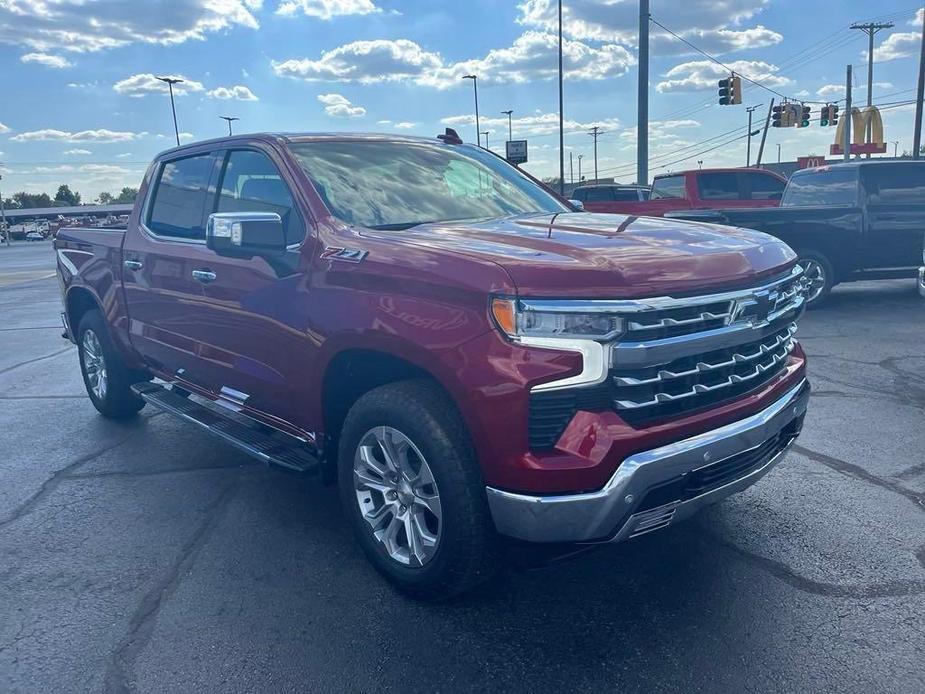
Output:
[[374, 212, 797, 298]]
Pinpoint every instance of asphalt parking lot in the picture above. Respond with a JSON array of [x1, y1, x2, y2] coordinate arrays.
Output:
[[1, 240, 923, 693]]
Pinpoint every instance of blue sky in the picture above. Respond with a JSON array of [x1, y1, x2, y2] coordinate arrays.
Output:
[[1, 0, 923, 200]]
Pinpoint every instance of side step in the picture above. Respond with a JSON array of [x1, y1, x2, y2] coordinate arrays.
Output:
[[132, 382, 320, 474]]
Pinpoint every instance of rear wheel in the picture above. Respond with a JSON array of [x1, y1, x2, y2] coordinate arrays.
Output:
[[798, 251, 835, 307], [338, 379, 497, 600], [77, 309, 146, 419]]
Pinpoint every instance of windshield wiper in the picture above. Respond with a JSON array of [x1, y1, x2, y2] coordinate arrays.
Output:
[[366, 221, 433, 231]]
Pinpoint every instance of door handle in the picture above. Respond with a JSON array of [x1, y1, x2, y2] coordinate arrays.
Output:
[[192, 269, 217, 283], [123, 259, 143, 271]]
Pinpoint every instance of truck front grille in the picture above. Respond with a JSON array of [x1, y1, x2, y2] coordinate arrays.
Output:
[[527, 266, 807, 449]]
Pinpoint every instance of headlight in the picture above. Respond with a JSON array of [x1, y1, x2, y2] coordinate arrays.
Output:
[[491, 298, 624, 341]]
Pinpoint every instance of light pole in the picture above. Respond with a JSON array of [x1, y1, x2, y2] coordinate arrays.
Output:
[[745, 105, 759, 167], [481, 131, 490, 149], [893, 140, 900, 158], [462, 75, 480, 146], [777, 143, 782, 163], [697, 160, 703, 170], [578, 154, 583, 182], [501, 110, 513, 142], [155, 76, 184, 146], [220, 116, 240, 136], [0, 172, 8, 247]]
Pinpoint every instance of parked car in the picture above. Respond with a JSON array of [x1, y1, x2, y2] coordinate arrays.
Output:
[[54, 132, 810, 599], [668, 161, 925, 306], [25, 231, 45, 242], [571, 184, 650, 212], [575, 168, 787, 216]]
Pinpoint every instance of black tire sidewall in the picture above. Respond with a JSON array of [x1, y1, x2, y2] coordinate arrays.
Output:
[[798, 251, 835, 307], [77, 310, 144, 418], [337, 381, 494, 596]]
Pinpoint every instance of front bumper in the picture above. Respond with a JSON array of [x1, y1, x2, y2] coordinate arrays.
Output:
[[918, 267, 924, 298], [486, 378, 810, 543]]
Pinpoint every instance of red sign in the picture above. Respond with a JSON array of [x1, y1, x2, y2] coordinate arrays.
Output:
[[797, 156, 828, 169], [829, 143, 887, 155]]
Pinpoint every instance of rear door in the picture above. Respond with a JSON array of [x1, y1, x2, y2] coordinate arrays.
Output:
[[577, 186, 617, 213], [122, 150, 221, 384], [861, 164, 925, 269], [644, 174, 691, 215], [744, 171, 786, 206]]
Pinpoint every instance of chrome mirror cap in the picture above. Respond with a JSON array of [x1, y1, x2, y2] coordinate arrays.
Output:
[[207, 212, 282, 247], [568, 199, 585, 211]]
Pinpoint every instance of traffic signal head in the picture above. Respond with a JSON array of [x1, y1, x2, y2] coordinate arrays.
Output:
[[798, 105, 811, 128], [820, 105, 829, 127], [731, 76, 742, 105], [830, 104, 839, 126], [772, 104, 783, 128], [718, 78, 731, 106]]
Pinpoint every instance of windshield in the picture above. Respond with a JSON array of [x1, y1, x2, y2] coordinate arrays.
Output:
[[781, 167, 859, 207], [287, 140, 568, 229]]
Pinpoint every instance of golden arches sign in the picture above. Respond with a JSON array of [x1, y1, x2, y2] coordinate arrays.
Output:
[[833, 106, 885, 147]]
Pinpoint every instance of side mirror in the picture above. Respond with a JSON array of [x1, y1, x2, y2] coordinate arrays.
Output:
[[206, 212, 286, 257], [568, 199, 585, 211]]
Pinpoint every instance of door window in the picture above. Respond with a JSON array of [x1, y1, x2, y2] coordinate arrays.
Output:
[[147, 154, 215, 240], [863, 165, 925, 205], [781, 167, 859, 207], [580, 187, 616, 202], [613, 188, 641, 201], [216, 150, 305, 245], [748, 173, 786, 200], [697, 172, 741, 200], [651, 175, 686, 199]]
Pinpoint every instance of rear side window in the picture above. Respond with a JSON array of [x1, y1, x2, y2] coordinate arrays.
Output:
[[580, 187, 615, 202], [697, 172, 741, 200], [863, 165, 925, 205], [216, 150, 305, 245], [748, 173, 786, 200], [147, 154, 214, 240], [782, 167, 859, 207], [651, 175, 686, 199], [613, 188, 641, 201]]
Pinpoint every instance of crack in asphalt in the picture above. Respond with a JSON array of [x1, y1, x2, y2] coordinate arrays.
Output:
[[103, 476, 241, 694], [792, 444, 925, 511], [63, 461, 257, 480], [702, 530, 925, 599], [0, 394, 87, 400], [0, 325, 61, 331], [0, 346, 73, 376]]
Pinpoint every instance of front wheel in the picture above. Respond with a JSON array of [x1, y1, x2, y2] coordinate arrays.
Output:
[[338, 380, 497, 600], [77, 309, 146, 419], [798, 251, 835, 307]]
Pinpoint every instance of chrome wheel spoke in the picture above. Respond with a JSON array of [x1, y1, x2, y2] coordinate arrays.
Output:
[[414, 491, 441, 520], [354, 467, 392, 495], [81, 330, 108, 400]]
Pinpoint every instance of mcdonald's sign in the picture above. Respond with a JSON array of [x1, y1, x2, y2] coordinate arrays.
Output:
[[830, 106, 887, 155]]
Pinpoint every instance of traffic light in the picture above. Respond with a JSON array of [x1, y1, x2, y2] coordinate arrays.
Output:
[[829, 104, 839, 127], [798, 104, 811, 128], [820, 105, 830, 127], [718, 75, 741, 106], [772, 104, 783, 127]]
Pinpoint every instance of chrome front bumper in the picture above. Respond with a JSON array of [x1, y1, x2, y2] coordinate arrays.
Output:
[[918, 267, 924, 298], [486, 379, 810, 544]]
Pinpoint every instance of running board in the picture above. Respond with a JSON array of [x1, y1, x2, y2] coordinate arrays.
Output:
[[132, 382, 320, 474]]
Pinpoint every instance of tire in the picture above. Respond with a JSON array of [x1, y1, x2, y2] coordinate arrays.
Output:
[[797, 251, 835, 307], [77, 309, 146, 419], [338, 379, 497, 600]]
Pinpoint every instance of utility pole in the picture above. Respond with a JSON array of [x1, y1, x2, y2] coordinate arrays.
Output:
[[777, 143, 782, 163], [755, 99, 774, 168], [557, 0, 565, 196], [637, 0, 650, 187], [569, 151, 574, 184], [220, 116, 239, 136], [481, 131, 490, 149], [501, 110, 513, 142], [745, 105, 759, 166], [578, 154, 583, 182], [155, 76, 184, 146], [851, 21, 893, 157], [462, 75, 480, 146], [893, 140, 900, 158], [588, 126, 603, 183], [914, 4, 925, 160], [844, 64, 853, 162], [0, 173, 8, 247]]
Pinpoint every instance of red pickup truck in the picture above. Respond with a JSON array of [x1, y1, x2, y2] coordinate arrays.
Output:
[[573, 168, 787, 216], [55, 132, 810, 599]]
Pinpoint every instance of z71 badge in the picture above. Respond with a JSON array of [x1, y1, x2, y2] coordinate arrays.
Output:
[[320, 247, 368, 263]]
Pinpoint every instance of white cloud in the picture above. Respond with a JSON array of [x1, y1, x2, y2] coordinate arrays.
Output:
[[656, 60, 791, 93], [517, 0, 778, 54], [618, 120, 701, 145], [816, 81, 893, 99], [0, 122, 10, 134], [115, 153, 133, 158], [868, 32, 921, 62], [20, 52, 73, 69], [10, 129, 140, 143], [276, 0, 382, 19], [178, 132, 196, 141], [273, 32, 633, 88], [63, 149, 92, 155], [394, 122, 416, 129], [0, 0, 261, 54], [317, 93, 366, 117], [441, 111, 620, 138], [912, 8, 924, 27], [113, 73, 205, 97], [207, 85, 259, 101]]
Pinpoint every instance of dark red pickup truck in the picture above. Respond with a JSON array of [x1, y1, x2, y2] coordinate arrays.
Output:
[[55, 132, 810, 598]]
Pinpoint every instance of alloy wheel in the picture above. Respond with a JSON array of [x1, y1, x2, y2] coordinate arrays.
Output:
[[353, 426, 442, 567], [81, 329, 108, 401], [801, 259, 826, 303]]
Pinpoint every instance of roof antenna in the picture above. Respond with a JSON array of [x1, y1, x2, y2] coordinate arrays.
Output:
[[437, 128, 463, 145]]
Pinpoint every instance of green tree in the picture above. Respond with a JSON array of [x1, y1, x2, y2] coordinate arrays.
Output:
[[12, 191, 54, 208], [114, 187, 138, 204], [54, 184, 81, 207], [96, 191, 115, 204]]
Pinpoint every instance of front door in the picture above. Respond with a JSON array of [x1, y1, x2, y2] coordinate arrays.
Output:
[[862, 164, 925, 270]]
